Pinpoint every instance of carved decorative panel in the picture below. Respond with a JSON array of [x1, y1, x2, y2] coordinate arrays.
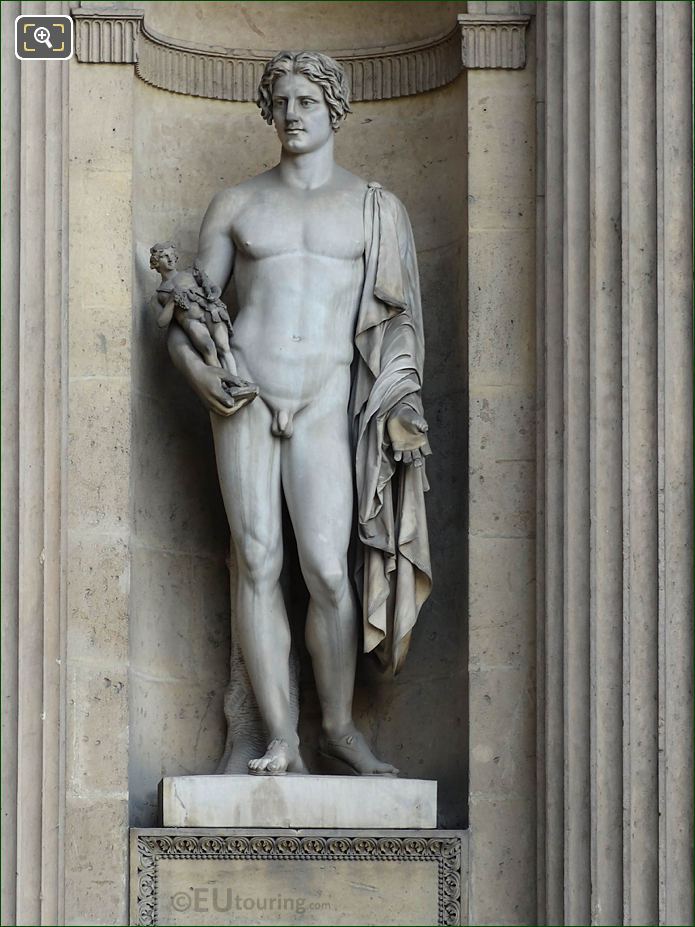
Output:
[[131, 829, 467, 926]]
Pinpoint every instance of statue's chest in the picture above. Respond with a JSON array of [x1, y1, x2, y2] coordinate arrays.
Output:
[[234, 193, 365, 261]]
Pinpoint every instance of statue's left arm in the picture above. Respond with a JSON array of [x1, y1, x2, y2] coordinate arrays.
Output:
[[353, 186, 433, 673], [375, 192, 431, 465]]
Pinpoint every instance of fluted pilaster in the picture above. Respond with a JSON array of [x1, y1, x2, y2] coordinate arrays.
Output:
[[536, 3, 693, 924], [1, 2, 69, 924]]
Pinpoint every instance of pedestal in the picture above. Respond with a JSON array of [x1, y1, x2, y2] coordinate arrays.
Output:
[[160, 775, 437, 829], [130, 827, 467, 926], [130, 776, 465, 925]]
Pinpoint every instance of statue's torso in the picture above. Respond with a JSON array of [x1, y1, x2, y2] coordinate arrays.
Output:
[[228, 173, 367, 410]]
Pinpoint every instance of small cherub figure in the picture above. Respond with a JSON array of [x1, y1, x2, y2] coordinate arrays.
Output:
[[150, 241, 259, 412], [150, 241, 236, 372]]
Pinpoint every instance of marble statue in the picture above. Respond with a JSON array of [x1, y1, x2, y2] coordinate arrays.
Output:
[[155, 50, 432, 777]]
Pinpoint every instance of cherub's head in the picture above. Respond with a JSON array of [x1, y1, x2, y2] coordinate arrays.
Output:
[[257, 51, 351, 154], [150, 242, 178, 273]]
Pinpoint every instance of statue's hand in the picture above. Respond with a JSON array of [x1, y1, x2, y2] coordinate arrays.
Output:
[[386, 403, 429, 467], [193, 365, 258, 417]]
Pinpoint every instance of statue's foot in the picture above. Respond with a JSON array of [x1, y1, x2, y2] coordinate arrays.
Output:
[[248, 738, 306, 776], [319, 728, 399, 777]]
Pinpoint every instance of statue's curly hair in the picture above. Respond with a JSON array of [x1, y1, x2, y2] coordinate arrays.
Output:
[[257, 51, 351, 131], [149, 241, 177, 270]]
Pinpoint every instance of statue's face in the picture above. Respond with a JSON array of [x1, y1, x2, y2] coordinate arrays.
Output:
[[156, 248, 177, 272], [271, 73, 333, 154]]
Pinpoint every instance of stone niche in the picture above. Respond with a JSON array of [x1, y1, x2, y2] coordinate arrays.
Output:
[[127, 0, 469, 829]]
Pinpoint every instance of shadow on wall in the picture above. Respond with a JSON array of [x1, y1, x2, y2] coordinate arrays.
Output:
[[128, 1, 468, 829]]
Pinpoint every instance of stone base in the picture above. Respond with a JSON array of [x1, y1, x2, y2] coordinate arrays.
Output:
[[130, 828, 467, 926], [160, 775, 437, 829]]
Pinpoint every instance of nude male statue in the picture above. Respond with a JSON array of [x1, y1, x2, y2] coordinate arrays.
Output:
[[166, 51, 432, 777]]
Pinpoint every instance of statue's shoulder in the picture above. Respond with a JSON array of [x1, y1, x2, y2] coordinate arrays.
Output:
[[333, 168, 408, 219], [331, 165, 368, 201], [207, 169, 276, 215], [364, 181, 410, 223]]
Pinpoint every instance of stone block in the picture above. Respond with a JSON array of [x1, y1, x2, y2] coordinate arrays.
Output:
[[129, 544, 229, 684], [469, 455, 535, 539], [468, 194, 535, 232], [130, 390, 229, 557], [469, 389, 536, 538], [128, 673, 227, 826], [64, 795, 129, 926], [69, 167, 132, 309], [67, 378, 130, 532], [468, 230, 535, 388], [69, 63, 134, 171], [468, 796, 535, 926], [66, 663, 128, 798], [468, 665, 535, 796], [469, 388, 535, 459], [67, 532, 129, 665], [69, 302, 131, 380], [468, 81, 536, 203], [161, 775, 437, 829], [469, 537, 534, 670]]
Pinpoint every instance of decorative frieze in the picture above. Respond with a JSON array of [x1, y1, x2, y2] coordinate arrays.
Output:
[[72, 8, 530, 103], [458, 14, 530, 69], [136, 21, 463, 102], [73, 8, 142, 64]]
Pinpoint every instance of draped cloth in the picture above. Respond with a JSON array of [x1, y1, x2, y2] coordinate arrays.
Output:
[[350, 183, 432, 675]]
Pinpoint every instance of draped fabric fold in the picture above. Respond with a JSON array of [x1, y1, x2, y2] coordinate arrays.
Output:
[[351, 182, 432, 675]]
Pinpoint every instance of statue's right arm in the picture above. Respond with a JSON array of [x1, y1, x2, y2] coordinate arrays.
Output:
[[168, 325, 241, 417], [167, 188, 241, 416], [156, 296, 175, 329], [195, 189, 237, 291]]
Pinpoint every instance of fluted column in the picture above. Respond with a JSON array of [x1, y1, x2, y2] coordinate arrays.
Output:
[[536, 2, 693, 924]]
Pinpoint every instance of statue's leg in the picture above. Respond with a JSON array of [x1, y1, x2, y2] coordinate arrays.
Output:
[[182, 317, 219, 368], [210, 402, 301, 773], [280, 382, 357, 738], [218, 572, 302, 775], [281, 382, 398, 776]]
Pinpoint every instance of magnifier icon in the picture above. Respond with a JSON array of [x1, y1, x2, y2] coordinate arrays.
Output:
[[34, 25, 53, 49]]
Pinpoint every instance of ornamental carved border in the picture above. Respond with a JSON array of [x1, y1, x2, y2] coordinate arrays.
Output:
[[133, 831, 463, 926], [72, 8, 529, 102]]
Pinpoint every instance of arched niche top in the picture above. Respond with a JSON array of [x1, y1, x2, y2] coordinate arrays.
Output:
[[72, 8, 530, 102]]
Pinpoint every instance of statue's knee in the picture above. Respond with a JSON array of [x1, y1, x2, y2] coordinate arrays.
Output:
[[305, 561, 349, 607], [238, 540, 282, 587]]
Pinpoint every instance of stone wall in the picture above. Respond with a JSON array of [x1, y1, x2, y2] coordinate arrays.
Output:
[[2, 2, 691, 926]]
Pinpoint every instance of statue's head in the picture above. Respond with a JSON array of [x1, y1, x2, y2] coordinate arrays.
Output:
[[257, 51, 351, 153], [149, 241, 178, 272]]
